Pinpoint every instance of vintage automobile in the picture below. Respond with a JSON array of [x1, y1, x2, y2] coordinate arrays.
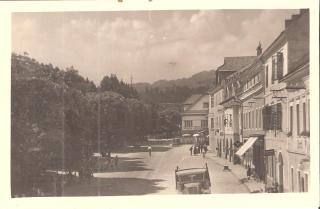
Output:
[[175, 163, 211, 194]]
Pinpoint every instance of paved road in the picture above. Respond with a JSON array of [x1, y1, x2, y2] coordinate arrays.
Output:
[[63, 145, 248, 196]]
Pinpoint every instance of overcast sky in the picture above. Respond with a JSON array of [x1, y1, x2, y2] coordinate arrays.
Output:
[[12, 10, 298, 84]]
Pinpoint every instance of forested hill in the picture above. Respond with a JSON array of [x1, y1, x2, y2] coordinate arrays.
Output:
[[133, 70, 216, 104]]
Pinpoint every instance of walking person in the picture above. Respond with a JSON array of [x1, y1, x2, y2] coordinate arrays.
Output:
[[189, 146, 193, 156], [114, 155, 119, 169], [148, 145, 152, 157], [203, 144, 208, 154]]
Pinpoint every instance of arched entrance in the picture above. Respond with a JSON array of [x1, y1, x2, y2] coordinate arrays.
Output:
[[278, 153, 284, 192]]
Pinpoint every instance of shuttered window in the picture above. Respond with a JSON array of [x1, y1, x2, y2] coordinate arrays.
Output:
[[296, 104, 300, 134], [265, 66, 269, 88], [290, 106, 293, 133], [263, 104, 282, 130], [263, 106, 272, 130], [271, 56, 276, 84], [303, 102, 306, 132], [277, 52, 284, 80]]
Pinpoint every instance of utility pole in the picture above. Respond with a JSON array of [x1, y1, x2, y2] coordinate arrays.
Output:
[[130, 75, 133, 87]]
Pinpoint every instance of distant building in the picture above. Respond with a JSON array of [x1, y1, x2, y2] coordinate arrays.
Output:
[[181, 94, 209, 137]]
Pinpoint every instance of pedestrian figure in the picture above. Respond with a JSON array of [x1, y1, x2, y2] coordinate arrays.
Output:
[[189, 146, 193, 155], [200, 144, 203, 153], [107, 156, 111, 169], [247, 166, 251, 180], [110, 158, 114, 170], [204, 144, 208, 154], [115, 155, 119, 168], [148, 145, 152, 157]]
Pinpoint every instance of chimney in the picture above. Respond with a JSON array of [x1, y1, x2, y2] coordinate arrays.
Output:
[[285, 19, 292, 29], [300, 9, 309, 14], [256, 42, 262, 56]]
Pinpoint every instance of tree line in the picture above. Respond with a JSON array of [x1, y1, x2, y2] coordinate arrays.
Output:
[[11, 53, 180, 196]]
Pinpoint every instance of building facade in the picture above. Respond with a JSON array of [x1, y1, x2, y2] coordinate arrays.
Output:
[[181, 94, 209, 136], [262, 9, 309, 192], [208, 87, 224, 155], [209, 56, 256, 161], [235, 44, 266, 180], [206, 9, 309, 193]]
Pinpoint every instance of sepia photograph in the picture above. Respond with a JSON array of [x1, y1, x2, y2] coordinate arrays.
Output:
[[0, 1, 317, 208], [10, 8, 312, 198]]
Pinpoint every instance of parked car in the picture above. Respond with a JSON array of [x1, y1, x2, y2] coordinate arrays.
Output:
[[175, 163, 211, 194]]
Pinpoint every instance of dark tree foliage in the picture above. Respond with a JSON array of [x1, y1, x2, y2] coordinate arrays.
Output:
[[100, 74, 139, 99], [11, 53, 161, 196]]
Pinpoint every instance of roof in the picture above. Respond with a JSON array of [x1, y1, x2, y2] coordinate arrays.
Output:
[[176, 168, 207, 175], [216, 56, 256, 72], [183, 94, 203, 105]]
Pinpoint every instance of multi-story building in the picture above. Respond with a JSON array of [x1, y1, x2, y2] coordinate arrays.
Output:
[[181, 94, 209, 138], [206, 9, 309, 193], [209, 56, 256, 161], [262, 9, 309, 192], [208, 87, 224, 155], [235, 43, 266, 180]]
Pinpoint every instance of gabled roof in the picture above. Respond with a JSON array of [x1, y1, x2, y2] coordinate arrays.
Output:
[[183, 94, 203, 105], [216, 56, 256, 72]]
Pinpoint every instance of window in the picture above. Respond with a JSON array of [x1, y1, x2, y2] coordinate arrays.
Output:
[[290, 106, 293, 133], [246, 112, 248, 129], [298, 171, 301, 192], [291, 168, 294, 192], [296, 104, 300, 134], [210, 96, 214, 108], [211, 118, 214, 129], [184, 120, 192, 127], [203, 102, 209, 108], [248, 112, 251, 129], [253, 110, 256, 129], [256, 109, 259, 129], [305, 174, 308, 192], [277, 52, 284, 80], [201, 120, 208, 128], [265, 65, 269, 88], [272, 56, 276, 84], [303, 102, 306, 132], [308, 99, 310, 131], [260, 109, 263, 128]]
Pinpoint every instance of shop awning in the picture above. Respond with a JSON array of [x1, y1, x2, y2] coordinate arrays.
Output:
[[235, 137, 258, 157]]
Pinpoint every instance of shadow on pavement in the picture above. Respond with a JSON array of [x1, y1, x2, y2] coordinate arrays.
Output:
[[63, 177, 167, 196], [94, 157, 152, 172]]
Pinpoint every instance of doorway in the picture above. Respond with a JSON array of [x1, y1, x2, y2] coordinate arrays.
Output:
[[278, 153, 284, 192]]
